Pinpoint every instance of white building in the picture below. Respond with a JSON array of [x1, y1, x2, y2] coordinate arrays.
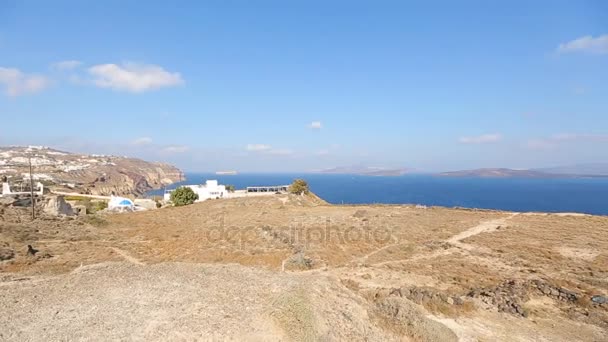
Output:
[[164, 180, 227, 202]]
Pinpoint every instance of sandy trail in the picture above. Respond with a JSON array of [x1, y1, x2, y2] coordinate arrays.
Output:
[[371, 213, 519, 267], [447, 213, 519, 246], [110, 247, 144, 265]]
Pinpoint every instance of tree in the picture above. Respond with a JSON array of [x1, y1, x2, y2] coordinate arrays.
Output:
[[289, 179, 309, 195], [225, 184, 236, 192], [170, 187, 199, 206]]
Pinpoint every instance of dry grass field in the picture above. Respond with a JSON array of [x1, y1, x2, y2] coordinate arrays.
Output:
[[1, 194, 607, 341]]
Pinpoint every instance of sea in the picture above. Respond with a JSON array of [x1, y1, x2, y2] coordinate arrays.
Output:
[[147, 173, 608, 216]]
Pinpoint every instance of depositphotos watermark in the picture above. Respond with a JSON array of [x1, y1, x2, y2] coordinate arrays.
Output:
[[199, 214, 395, 250]]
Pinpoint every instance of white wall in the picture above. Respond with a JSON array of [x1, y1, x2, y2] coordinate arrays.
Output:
[[164, 180, 226, 202]]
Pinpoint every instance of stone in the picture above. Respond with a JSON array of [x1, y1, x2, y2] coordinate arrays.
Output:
[[591, 295, 607, 304], [43, 196, 74, 216], [0, 246, 15, 261], [0, 196, 17, 206], [446, 297, 454, 305], [134, 199, 158, 210]]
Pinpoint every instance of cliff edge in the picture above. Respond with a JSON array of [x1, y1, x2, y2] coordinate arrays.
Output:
[[0, 146, 183, 196]]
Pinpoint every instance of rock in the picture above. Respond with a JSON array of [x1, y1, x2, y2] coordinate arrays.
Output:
[[446, 297, 454, 305], [558, 288, 578, 301], [352, 210, 368, 218], [43, 196, 74, 216], [134, 199, 157, 210], [0, 196, 17, 206], [0, 245, 15, 261], [591, 295, 607, 304]]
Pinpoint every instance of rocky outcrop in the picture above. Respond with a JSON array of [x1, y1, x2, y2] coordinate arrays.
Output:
[[43, 196, 74, 216], [0, 146, 183, 197]]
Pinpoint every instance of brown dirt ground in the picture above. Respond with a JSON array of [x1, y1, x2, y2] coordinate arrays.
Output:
[[1, 194, 607, 341]]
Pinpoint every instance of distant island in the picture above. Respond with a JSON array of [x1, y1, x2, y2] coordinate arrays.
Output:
[[215, 170, 238, 175], [439, 167, 608, 179]]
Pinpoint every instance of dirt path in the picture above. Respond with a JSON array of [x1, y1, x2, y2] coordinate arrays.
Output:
[[110, 247, 144, 265], [371, 213, 519, 267], [447, 213, 519, 248]]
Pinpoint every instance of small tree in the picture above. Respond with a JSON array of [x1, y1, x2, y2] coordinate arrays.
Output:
[[225, 184, 236, 192], [289, 179, 309, 195], [170, 187, 199, 206]]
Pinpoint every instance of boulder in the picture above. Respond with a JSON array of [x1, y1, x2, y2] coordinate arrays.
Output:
[[134, 199, 158, 210], [43, 196, 75, 216], [0, 196, 17, 206]]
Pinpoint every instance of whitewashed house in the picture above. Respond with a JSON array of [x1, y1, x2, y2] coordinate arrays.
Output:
[[164, 180, 227, 202]]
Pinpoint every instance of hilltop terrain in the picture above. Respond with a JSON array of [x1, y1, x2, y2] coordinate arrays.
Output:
[[0, 146, 183, 196], [0, 195, 606, 341]]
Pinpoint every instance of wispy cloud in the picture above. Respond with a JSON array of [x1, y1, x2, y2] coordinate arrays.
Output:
[[51, 60, 83, 71], [88, 62, 184, 92], [0, 67, 50, 96], [246, 144, 272, 152], [309, 121, 322, 129], [459, 133, 503, 144], [245, 144, 293, 156], [131, 137, 153, 146], [557, 34, 608, 54]]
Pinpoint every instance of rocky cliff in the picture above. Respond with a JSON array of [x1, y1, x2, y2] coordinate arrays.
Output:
[[0, 146, 183, 196]]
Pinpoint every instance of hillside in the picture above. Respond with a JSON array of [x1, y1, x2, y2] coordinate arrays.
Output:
[[0, 146, 183, 196], [1, 194, 606, 341]]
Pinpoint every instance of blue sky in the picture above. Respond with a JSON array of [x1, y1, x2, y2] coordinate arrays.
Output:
[[1, 0, 607, 172]]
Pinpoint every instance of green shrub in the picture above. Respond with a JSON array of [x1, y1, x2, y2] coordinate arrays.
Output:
[[170, 187, 199, 206], [91, 201, 108, 213], [289, 179, 309, 195], [225, 184, 236, 192]]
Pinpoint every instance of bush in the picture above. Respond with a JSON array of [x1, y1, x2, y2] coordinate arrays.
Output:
[[91, 200, 108, 212], [170, 187, 199, 206], [289, 179, 309, 195], [225, 184, 236, 192]]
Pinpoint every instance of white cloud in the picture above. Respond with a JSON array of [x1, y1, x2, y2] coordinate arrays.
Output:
[[160, 145, 189, 154], [246, 144, 272, 152], [52, 60, 83, 70], [245, 144, 293, 156], [0, 67, 50, 96], [459, 133, 503, 144], [88, 62, 184, 92], [316, 149, 330, 156], [309, 121, 322, 129], [131, 137, 153, 146], [557, 34, 608, 54]]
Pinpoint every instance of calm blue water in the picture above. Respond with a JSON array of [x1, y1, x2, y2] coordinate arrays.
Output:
[[148, 173, 608, 215]]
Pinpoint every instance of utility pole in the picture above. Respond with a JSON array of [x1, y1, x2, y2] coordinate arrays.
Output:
[[29, 156, 35, 220]]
